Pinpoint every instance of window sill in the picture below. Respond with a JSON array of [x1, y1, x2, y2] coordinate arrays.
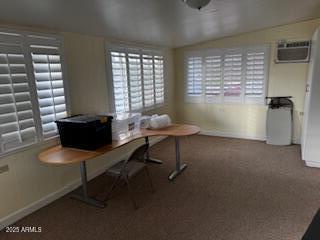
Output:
[[143, 103, 166, 112], [125, 102, 166, 114]]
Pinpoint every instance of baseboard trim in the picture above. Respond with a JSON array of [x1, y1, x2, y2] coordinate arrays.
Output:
[[305, 161, 320, 168], [200, 130, 266, 141], [0, 136, 166, 230], [200, 130, 300, 145]]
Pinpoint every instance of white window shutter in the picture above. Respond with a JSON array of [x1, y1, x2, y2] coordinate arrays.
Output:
[[245, 46, 268, 103], [30, 39, 67, 140], [223, 51, 243, 102], [111, 51, 130, 112], [109, 46, 165, 113], [0, 30, 69, 156], [128, 53, 143, 111], [204, 51, 222, 103], [154, 55, 164, 104], [0, 43, 37, 152], [186, 55, 203, 103], [142, 54, 155, 107], [185, 45, 269, 105]]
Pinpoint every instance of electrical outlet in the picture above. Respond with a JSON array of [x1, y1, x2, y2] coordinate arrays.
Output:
[[0, 165, 9, 174]]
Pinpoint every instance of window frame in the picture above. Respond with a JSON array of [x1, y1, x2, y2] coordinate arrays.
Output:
[[105, 43, 167, 113], [0, 28, 70, 158], [185, 44, 270, 105]]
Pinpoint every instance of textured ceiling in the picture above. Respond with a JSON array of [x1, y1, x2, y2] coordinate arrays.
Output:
[[0, 0, 320, 47]]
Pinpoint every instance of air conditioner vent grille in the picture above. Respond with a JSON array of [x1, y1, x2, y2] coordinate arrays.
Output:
[[286, 41, 310, 48], [276, 40, 311, 63]]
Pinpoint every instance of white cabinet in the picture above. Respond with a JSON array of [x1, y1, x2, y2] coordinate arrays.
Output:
[[302, 28, 320, 167]]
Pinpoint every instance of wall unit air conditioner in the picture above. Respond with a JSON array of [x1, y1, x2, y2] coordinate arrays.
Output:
[[275, 40, 311, 63]]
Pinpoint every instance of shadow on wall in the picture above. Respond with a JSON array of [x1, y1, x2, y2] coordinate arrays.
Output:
[[244, 105, 267, 139], [179, 103, 268, 140], [293, 110, 302, 144]]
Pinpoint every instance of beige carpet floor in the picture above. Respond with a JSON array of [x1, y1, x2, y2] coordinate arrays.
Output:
[[1, 135, 320, 240]]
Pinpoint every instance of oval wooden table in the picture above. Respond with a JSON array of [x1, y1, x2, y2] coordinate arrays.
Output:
[[38, 124, 200, 208]]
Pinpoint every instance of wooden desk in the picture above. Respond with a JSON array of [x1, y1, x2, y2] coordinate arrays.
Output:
[[38, 124, 200, 208]]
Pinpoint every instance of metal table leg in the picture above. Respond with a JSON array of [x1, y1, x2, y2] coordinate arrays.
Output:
[[145, 136, 163, 164], [70, 161, 106, 208], [168, 136, 187, 181]]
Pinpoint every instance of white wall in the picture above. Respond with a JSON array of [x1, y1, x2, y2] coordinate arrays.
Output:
[[174, 19, 320, 143]]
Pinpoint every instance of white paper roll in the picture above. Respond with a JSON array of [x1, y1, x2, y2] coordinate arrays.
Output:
[[149, 114, 172, 129]]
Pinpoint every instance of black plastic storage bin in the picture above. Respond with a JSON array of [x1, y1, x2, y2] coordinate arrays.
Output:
[[55, 115, 113, 150]]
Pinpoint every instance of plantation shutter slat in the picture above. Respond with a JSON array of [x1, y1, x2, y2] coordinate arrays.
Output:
[[30, 41, 67, 140], [204, 51, 222, 103], [223, 53, 243, 100], [154, 55, 164, 104], [128, 53, 143, 111], [0, 43, 37, 152], [142, 54, 155, 107], [245, 47, 268, 103], [187, 56, 202, 96], [111, 51, 130, 113]]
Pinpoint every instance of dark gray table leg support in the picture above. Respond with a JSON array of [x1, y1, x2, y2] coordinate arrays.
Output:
[[168, 136, 187, 181], [145, 136, 163, 164], [70, 161, 106, 208]]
